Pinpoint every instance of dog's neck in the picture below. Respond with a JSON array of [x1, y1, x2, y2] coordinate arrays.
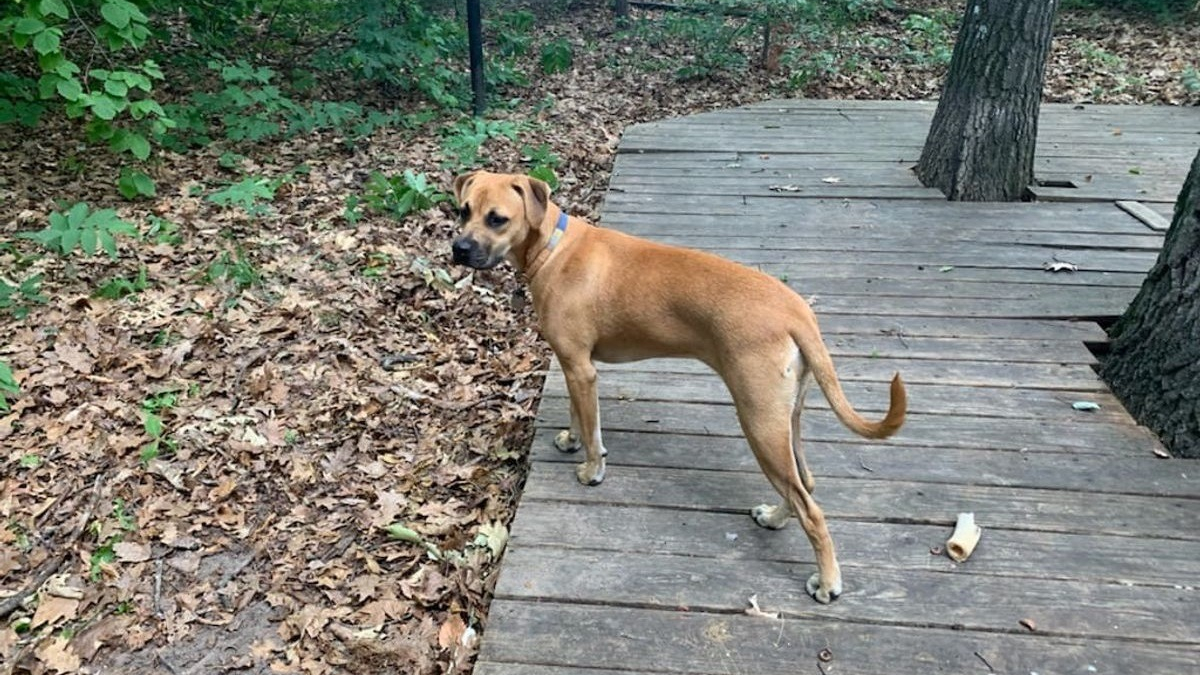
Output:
[[523, 206, 569, 281]]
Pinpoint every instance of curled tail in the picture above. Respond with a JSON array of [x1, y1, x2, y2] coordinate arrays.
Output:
[[791, 318, 906, 439]]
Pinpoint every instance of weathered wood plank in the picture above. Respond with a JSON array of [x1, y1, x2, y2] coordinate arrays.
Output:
[[496, 547, 1200, 642], [544, 373, 1137, 420], [1117, 200, 1173, 232], [619, 229, 1163, 253], [535, 401, 1161, 455], [519, 464, 1199, 539], [480, 602, 1200, 675], [529, 429, 1199, 497], [506, 503, 1199, 586], [574, 355, 1107, 389], [808, 315, 1108, 341]]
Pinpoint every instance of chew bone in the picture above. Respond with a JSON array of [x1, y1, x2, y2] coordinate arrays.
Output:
[[946, 512, 982, 562]]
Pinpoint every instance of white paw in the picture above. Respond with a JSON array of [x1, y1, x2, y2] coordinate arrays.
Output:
[[806, 571, 843, 604], [554, 430, 582, 453], [750, 504, 790, 530], [575, 460, 605, 486]]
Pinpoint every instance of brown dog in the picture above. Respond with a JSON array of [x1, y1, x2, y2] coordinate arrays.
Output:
[[450, 171, 906, 603]]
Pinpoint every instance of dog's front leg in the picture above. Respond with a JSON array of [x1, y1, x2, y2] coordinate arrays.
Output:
[[560, 356, 606, 485]]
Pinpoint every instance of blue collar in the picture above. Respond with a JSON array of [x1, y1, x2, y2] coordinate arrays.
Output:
[[547, 211, 568, 250]]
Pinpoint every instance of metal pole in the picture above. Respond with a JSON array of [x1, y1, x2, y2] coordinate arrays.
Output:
[[467, 0, 485, 117]]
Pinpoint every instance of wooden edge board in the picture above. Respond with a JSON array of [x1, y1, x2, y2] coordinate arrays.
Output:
[[1116, 200, 1172, 232]]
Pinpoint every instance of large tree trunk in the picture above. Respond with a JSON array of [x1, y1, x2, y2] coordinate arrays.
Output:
[[1102, 149, 1200, 457], [915, 0, 1060, 201]]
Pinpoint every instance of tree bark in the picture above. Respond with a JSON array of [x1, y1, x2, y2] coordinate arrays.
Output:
[[1102, 149, 1200, 457], [915, 0, 1060, 201]]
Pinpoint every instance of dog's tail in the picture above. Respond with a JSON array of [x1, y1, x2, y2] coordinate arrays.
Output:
[[791, 316, 906, 440]]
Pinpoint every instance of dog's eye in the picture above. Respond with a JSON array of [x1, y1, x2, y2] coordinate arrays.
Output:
[[486, 213, 509, 229]]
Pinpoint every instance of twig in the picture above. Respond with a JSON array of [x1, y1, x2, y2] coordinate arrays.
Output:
[[974, 651, 995, 672], [0, 474, 105, 619], [858, 456, 874, 472], [153, 558, 165, 619]]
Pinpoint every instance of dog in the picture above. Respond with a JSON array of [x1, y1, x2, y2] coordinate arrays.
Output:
[[450, 171, 906, 603]]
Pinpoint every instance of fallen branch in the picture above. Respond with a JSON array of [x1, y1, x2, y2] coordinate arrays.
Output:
[[0, 474, 105, 619]]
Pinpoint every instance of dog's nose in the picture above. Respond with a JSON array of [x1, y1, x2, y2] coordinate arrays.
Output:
[[451, 238, 475, 264]]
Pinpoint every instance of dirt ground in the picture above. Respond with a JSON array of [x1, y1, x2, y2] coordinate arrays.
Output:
[[1, 2, 1196, 674]]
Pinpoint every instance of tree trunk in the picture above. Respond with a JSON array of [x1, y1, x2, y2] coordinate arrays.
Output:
[[915, 0, 1060, 201], [1101, 149, 1200, 457]]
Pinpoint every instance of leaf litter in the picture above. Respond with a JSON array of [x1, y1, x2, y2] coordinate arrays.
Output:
[[1, 2, 1197, 674]]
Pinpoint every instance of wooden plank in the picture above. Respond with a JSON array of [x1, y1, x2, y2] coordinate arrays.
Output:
[[544, 374, 1140, 420], [1117, 200, 1172, 232], [548, 332, 1100, 365], [811, 315, 1107, 341], [578, 355, 1107, 389], [506, 503, 1199, 586], [480, 603, 1200, 675], [496, 547, 1200, 642], [535, 402, 1161, 455], [529, 429, 1200, 497], [519, 464, 1200, 539]]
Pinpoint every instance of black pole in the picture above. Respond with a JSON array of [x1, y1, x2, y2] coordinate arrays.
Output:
[[466, 0, 485, 117]]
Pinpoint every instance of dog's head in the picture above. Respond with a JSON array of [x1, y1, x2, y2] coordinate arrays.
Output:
[[450, 171, 551, 270]]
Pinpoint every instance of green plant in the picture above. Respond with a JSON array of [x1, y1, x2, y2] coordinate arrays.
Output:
[[440, 118, 521, 169], [901, 13, 954, 66], [145, 216, 182, 245], [540, 39, 573, 74], [0, 360, 18, 412], [1, 273, 47, 319], [206, 176, 276, 216], [94, 266, 148, 299], [1, 0, 173, 159], [205, 249, 261, 290], [117, 167, 156, 199], [20, 202, 137, 258], [19, 453, 41, 469], [140, 396, 177, 463], [362, 170, 448, 218], [88, 498, 136, 581], [1181, 67, 1199, 93]]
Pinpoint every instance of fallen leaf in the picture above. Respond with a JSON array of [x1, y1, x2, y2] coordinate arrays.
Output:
[[745, 594, 779, 619], [36, 636, 82, 673], [1152, 447, 1171, 459], [474, 522, 509, 559], [1042, 261, 1079, 273], [32, 595, 80, 628], [114, 542, 152, 562], [437, 615, 467, 649], [938, 265, 955, 273], [821, 176, 841, 183], [1019, 618, 1037, 632], [768, 184, 803, 192]]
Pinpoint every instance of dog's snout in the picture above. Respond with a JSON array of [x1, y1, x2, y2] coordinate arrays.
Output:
[[452, 237, 475, 264]]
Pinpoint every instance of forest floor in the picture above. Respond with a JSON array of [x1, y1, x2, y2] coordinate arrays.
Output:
[[1, 1, 1197, 674]]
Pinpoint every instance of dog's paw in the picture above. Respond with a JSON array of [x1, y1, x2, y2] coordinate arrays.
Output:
[[805, 571, 843, 605], [575, 460, 606, 486], [750, 503, 791, 530], [554, 430, 582, 453]]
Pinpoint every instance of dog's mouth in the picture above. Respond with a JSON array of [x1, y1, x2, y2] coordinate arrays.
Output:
[[451, 240, 505, 270]]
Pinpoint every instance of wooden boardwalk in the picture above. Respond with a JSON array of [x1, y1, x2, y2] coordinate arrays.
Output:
[[475, 100, 1200, 675]]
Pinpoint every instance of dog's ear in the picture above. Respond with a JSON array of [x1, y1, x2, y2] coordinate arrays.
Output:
[[514, 175, 551, 225], [453, 171, 479, 204]]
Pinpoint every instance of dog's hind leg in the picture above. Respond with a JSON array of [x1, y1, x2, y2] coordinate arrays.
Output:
[[729, 352, 842, 604]]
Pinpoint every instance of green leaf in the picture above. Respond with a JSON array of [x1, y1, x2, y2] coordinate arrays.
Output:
[[60, 227, 80, 255], [67, 202, 88, 228], [88, 94, 120, 120], [113, 132, 151, 160], [99, 229, 118, 257], [33, 28, 61, 55], [80, 227, 97, 255], [143, 412, 163, 438], [103, 78, 128, 97], [40, 0, 70, 19], [15, 18, 47, 35], [100, 1, 131, 28], [56, 77, 82, 101]]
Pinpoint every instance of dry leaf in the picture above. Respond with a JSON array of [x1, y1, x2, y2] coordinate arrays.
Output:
[[1042, 261, 1079, 273], [36, 636, 82, 673], [437, 614, 467, 649], [113, 542, 152, 563], [1019, 618, 1037, 632], [32, 595, 80, 628], [744, 594, 779, 619]]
